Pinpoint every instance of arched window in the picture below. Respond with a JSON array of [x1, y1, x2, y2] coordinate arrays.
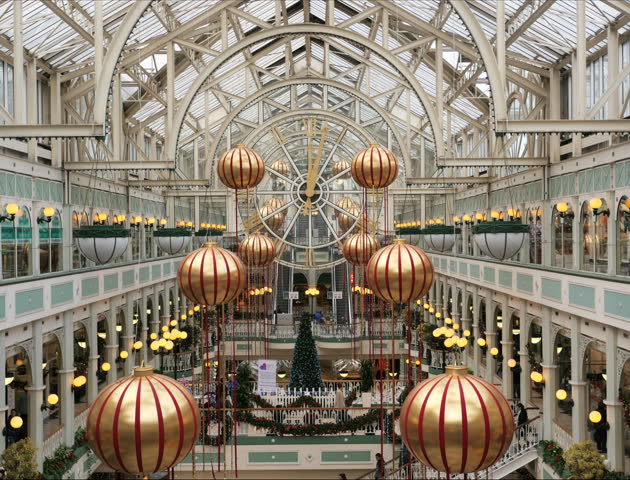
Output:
[[552, 203, 574, 268], [72, 211, 89, 269], [527, 207, 542, 264], [617, 196, 630, 275], [581, 199, 609, 273], [1, 205, 32, 279], [39, 208, 62, 274]]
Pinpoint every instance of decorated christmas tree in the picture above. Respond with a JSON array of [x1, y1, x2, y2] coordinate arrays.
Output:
[[289, 316, 324, 390]]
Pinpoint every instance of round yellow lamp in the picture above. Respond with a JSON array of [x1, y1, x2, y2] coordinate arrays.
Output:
[[589, 410, 602, 423], [463, 329, 471, 337], [477, 338, 486, 347], [435, 312, 442, 319], [556, 202, 568, 213], [162, 326, 169, 332], [133, 341, 143, 350], [101, 362, 111, 372], [180, 314, 187, 321], [491, 211, 500, 219], [423, 303, 429, 309], [180, 331, 188, 339], [444, 339, 453, 348], [194, 305, 200, 312], [432, 329, 441, 338], [530, 371, 543, 383], [429, 307, 435, 314], [48, 393, 59, 405], [589, 197, 603, 210], [150, 333, 157, 340], [556, 389, 567, 401], [165, 340, 174, 351], [490, 347, 499, 356], [10, 416, 23, 429], [120, 350, 129, 359], [445, 329, 454, 338], [445, 318, 452, 325], [150, 341, 159, 351], [453, 323, 459, 330], [170, 320, 178, 327], [43, 207, 55, 218], [507, 359, 517, 368], [457, 338, 468, 348], [158, 338, 166, 347], [163, 332, 171, 340]]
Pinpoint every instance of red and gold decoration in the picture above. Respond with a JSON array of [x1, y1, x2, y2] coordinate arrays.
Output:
[[87, 366, 200, 475], [343, 232, 379, 266], [260, 199, 286, 231], [217, 144, 266, 190], [239, 233, 276, 267], [351, 143, 398, 189], [270, 160, 291, 177], [177, 242, 246, 305], [400, 366, 514, 475], [331, 159, 351, 178], [336, 197, 360, 232], [366, 239, 433, 303]]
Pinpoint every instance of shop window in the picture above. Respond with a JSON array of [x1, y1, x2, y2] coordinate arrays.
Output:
[[618, 196, 630, 275], [1, 205, 32, 279], [581, 199, 609, 273], [527, 207, 542, 264], [39, 208, 62, 274], [552, 203, 574, 268]]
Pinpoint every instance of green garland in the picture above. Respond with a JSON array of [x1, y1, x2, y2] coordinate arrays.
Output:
[[251, 389, 359, 410], [195, 229, 223, 237], [537, 440, 567, 476], [236, 408, 396, 436], [153, 228, 192, 237], [397, 227, 423, 235], [73, 225, 130, 238], [471, 221, 529, 234], [420, 225, 461, 235]]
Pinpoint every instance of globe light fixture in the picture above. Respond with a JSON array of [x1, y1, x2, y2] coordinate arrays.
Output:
[[589, 410, 602, 423], [120, 350, 129, 359], [556, 389, 567, 401], [507, 359, 517, 368], [477, 338, 486, 347], [530, 371, 543, 383], [10, 416, 23, 429], [48, 393, 59, 405], [490, 347, 499, 356], [101, 362, 111, 372]]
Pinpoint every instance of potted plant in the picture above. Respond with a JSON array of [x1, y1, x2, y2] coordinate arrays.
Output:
[[563, 441, 606, 480], [1, 438, 38, 480], [359, 360, 374, 407], [421, 224, 461, 252], [472, 220, 529, 260], [73, 225, 130, 264], [153, 227, 192, 255]]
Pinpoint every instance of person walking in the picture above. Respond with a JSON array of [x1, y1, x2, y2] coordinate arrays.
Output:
[[374, 453, 385, 479], [335, 385, 346, 422], [4, 409, 20, 446], [515, 403, 528, 426]]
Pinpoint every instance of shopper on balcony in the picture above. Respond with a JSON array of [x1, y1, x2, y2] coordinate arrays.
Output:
[[374, 453, 385, 479]]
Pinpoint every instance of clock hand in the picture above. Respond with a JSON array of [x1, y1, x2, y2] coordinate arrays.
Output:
[[305, 122, 328, 198]]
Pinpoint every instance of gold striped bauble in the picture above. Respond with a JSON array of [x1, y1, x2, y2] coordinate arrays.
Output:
[[217, 144, 266, 190], [331, 159, 351, 178], [400, 365, 514, 475], [239, 233, 276, 267], [270, 160, 291, 177], [177, 242, 246, 305], [87, 366, 199, 475], [263, 196, 286, 212], [343, 232, 379, 266], [260, 203, 286, 231], [336, 197, 360, 232], [351, 144, 398, 189], [366, 238, 433, 303]]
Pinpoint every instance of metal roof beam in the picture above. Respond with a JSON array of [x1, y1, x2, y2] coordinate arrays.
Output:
[[406, 177, 493, 185], [497, 119, 630, 133], [127, 179, 210, 187], [0, 124, 104, 138], [63, 161, 175, 170], [437, 157, 548, 167]]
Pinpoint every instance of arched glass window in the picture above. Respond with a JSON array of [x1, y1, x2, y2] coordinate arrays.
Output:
[[39, 208, 62, 274], [581, 199, 609, 273], [617, 196, 630, 275], [552, 203, 574, 268], [527, 207, 542, 264], [72, 211, 89, 269], [1, 205, 32, 279]]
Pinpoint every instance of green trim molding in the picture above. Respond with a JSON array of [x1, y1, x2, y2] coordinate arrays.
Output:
[[248, 451, 298, 464], [517, 273, 533, 293], [604, 290, 630, 320], [103, 273, 118, 292], [541, 278, 562, 301], [568, 283, 595, 310], [321, 451, 372, 463], [15, 288, 44, 315], [0, 295, 5, 319], [51, 282, 73, 306], [81, 278, 99, 297]]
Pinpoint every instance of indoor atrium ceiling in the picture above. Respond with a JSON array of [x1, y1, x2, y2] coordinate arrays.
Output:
[[0, 0, 626, 182]]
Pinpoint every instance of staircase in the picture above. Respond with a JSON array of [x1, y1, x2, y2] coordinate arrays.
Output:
[[355, 416, 540, 480]]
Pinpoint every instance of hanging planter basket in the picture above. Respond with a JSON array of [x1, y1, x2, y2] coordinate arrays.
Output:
[[421, 225, 460, 252], [73, 226, 130, 264], [194, 228, 224, 237], [397, 227, 423, 246], [472, 221, 529, 260], [153, 228, 192, 255]]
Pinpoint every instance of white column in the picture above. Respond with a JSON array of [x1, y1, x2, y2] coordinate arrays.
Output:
[[605, 327, 623, 471], [60, 311, 74, 446], [549, 68, 561, 163], [12, 0, 24, 124], [501, 295, 513, 399], [27, 57, 37, 161], [472, 287, 480, 376], [570, 317, 587, 442], [86, 306, 99, 404], [28, 320, 45, 470], [122, 298, 134, 376], [0, 332, 7, 455], [105, 304, 118, 384], [573, 1, 586, 156], [607, 26, 620, 120], [518, 299, 530, 407], [541, 306, 558, 441], [485, 290, 496, 383]]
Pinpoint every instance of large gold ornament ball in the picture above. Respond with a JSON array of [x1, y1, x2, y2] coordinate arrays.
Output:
[[336, 197, 360, 232], [351, 143, 398, 189], [239, 233, 276, 267], [177, 242, 246, 305], [400, 366, 514, 475], [366, 239, 433, 303], [87, 366, 200, 475], [260, 203, 286, 231], [270, 160, 291, 178], [331, 159, 351, 178], [217, 144, 266, 190], [343, 232, 379, 266]]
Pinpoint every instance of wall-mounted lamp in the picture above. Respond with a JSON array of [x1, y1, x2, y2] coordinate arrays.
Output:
[[589, 197, 609, 217], [145, 217, 156, 229], [37, 207, 55, 224], [158, 219, 167, 229], [0, 203, 19, 223]]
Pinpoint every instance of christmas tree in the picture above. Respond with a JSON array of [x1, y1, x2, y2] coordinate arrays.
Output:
[[289, 316, 324, 390]]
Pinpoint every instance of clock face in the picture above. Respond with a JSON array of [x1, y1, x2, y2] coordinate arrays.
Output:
[[239, 117, 383, 269]]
